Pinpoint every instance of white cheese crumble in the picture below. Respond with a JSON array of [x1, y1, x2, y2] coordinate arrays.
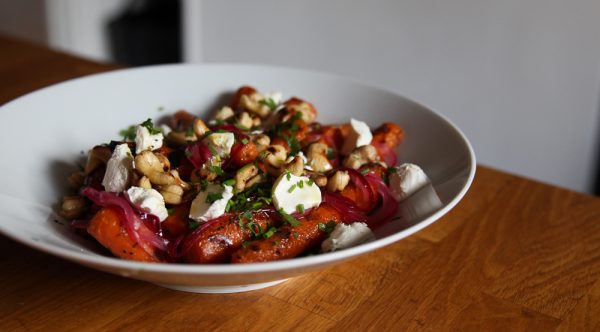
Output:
[[321, 222, 375, 252], [203, 132, 235, 158], [125, 186, 169, 221], [272, 172, 321, 214], [189, 184, 234, 222], [135, 125, 164, 154], [341, 118, 373, 155], [159, 124, 172, 136], [389, 163, 430, 201], [101, 144, 134, 193]]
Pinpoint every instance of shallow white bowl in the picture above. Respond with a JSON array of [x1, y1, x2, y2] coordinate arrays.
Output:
[[0, 64, 475, 293]]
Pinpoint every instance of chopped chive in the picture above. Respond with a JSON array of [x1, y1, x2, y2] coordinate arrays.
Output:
[[296, 204, 305, 214], [223, 179, 236, 186], [292, 231, 299, 239], [241, 138, 249, 145], [287, 184, 297, 193], [285, 171, 292, 181], [297, 180, 304, 189], [206, 192, 223, 204], [278, 208, 301, 227], [307, 179, 314, 186], [242, 241, 251, 248]]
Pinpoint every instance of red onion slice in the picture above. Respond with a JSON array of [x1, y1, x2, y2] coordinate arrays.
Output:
[[364, 173, 399, 227], [372, 141, 398, 166], [185, 141, 213, 169], [81, 187, 168, 256], [344, 168, 377, 212], [322, 191, 368, 224]]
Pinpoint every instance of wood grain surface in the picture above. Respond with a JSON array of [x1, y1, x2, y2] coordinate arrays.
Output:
[[1, 35, 600, 331]]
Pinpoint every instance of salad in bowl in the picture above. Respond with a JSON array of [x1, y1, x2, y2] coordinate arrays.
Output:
[[59, 85, 431, 265]]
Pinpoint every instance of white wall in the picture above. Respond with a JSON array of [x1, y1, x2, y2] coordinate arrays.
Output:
[[186, 0, 600, 193], [45, 0, 125, 62]]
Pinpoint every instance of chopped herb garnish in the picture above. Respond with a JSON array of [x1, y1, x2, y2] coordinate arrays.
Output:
[[263, 227, 277, 239], [222, 179, 236, 186], [208, 145, 218, 156], [306, 179, 314, 186], [234, 123, 250, 131], [285, 171, 292, 181], [200, 179, 209, 191], [287, 184, 297, 193], [141, 118, 162, 135], [207, 165, 225, 176], [360, 168, 370, 175], [241, 138, 249, 145], [318, 220, 337, 233], [189, 221, 200, 230], [259, 97, 278, 111], [119, 125, 136, 141], [278, 208, 301, 227], [185, 127, 195, 137], [206, 192, 223, 203], [296, 204, 305, 214], [326, 148, 335, 160], [184, 150, 193, 157], [167, 207, 175, 216], [292, 231, 299, 239], [242, 241, 251, 248], [297, 180, 304, 189]]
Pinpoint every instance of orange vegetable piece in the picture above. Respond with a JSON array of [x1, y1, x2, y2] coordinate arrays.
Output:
[[87, 207, 160, 262]]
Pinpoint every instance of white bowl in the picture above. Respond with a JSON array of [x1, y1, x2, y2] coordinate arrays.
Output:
[[0, 64, 475, 293]]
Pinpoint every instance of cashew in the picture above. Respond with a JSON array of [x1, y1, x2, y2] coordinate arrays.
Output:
[[84, 145, 112, 175], [167, 131, 197, 145], [236, 111, 253, 130], [253, 134, 271, 153], [67, 171, 84, 190], [287, 102, 316, 124], [327, 170, 350, 192], [313, 174, 328, 187], [240, 93, 271, 118], [155, 153, 171, 172], [135, 151, 189, 188], [59, 195, 87, 219], [306, 143, 333, 173], [264, 144, 287, 168], [234, 164, 259, 193], [215, 106, 234, 121], [199, 157, 222, 182], [246, 173, 265, 188], [193, 118, 209, 138], [283, 156, 304, 176], [138, 176, 152, 189], [343, 145, 379, 169], [134, 150, 164, 174], [158, 184, 184, 205]]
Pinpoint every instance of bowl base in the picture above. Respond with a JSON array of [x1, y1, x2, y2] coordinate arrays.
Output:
[[155, 279, 288, 293]]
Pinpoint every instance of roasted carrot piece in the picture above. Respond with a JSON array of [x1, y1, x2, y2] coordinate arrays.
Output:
[[230, 204, 342, 263], [230, 140, 258, 168], [185, 211, 277, 264], [161, 205, 190, 239], [372, 123, 403, 149], [87, 207, 160, 262]]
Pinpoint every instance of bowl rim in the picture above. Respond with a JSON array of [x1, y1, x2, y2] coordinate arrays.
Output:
[[0, 62, 476, 274]]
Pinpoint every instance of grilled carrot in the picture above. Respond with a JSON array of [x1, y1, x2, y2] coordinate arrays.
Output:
[[231, 204, 341, 263], [87, 207, 160, 262], [184, 210, 277, 264]]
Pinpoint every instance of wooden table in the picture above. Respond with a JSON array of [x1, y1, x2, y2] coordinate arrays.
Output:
[[1, 35, 600, 331]]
